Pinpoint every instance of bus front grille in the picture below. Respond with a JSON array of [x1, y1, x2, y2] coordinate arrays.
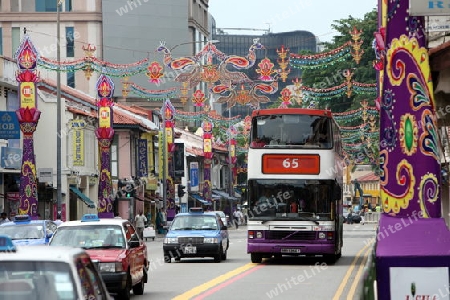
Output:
[[266, 231, 317, 240]]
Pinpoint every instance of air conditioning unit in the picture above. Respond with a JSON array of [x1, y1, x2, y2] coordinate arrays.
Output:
[[79, 176, 88, 189], [67, 176, 80, 186]]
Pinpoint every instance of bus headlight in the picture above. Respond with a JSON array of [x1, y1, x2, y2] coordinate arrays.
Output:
[[256, 232, 263, 239], [318, 232, 326, 239]]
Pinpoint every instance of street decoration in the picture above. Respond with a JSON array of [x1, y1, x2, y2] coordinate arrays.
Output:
[[256, 58, 277, 81], [290, 42, 352, 69], [278, 87, 293, 108], [202, 121, 214, 203], [334, 100, 379, 165], [377, 12, 440, 218], [289, 29, 363, 69], [15, 35, 41, 218], [373, 1, 450, 299], [211, 81, 278, 109], [156, 39, 277, 109], [146, 61, 165, 84], [291, 77, 303, 105], [349, 27, 364, 64], [191, 89, 206, 107], [95, 74, 115, 218], [276, 45, 290, 82]]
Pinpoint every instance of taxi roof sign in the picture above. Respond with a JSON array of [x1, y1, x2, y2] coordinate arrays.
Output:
[[189, 207, 204, 213], [0, 235, 16, 252], [81, 214, 100, 222], [14, 214, 31, 222]]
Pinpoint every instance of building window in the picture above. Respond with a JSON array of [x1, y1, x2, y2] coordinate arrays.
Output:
[[12, 27, 20, 56], [66, 27, 74, 57], [67, 71, 75, 88], [65, 0, 72, 12], [35, 0, 57, 12]]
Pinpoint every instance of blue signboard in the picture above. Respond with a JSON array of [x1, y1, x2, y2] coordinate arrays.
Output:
[[190, 162, 199, 192], [1, 147, 22, 169], [0, 112, 20, 139], [137, 139, 148, 177]]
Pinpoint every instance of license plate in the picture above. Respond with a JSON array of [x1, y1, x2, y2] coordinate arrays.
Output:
[[281, 248, 301, 254], [183, 246, 196, 254]]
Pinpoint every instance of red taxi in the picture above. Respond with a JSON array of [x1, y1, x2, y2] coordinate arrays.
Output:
[[49, 214, 148, 300]]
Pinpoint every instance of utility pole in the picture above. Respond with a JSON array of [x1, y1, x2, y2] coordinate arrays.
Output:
[[56, 0, 62, 218]]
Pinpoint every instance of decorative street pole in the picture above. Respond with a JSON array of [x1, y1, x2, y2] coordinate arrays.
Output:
[[15, 35, 41, 218], [95, 75, 115, 218]]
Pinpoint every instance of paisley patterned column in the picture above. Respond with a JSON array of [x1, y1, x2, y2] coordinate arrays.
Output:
[[202, 121, 213, 203], [376, 0, 441, 218], [15, 36, 41, 219], [95, 75, 115, 218]]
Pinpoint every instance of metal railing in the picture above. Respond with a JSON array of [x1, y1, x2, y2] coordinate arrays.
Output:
[[363, 212, 381, 224]]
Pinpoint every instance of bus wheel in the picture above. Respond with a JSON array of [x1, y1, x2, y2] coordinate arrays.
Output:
[[324, 254, 337, 265], [251, 253, 262, 263]]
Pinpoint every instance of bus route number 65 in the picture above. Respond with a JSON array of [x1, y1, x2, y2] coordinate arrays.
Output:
[[283, 158, 299, 168]]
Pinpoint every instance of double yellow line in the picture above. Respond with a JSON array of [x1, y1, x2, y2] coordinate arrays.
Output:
[[333, 242, 373, 300], [172, 263, 259, 300]]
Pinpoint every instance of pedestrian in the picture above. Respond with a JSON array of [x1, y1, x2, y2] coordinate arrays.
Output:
[[0, 212, 10, 225], [134, 210, 147, 240], [290, 199, 298, 213], [156, 209, 164, 234], [359, 209, 366, 225], [146, 210, 152, 226], [233, 209, 240, 229], [347, 208, 353, 224]]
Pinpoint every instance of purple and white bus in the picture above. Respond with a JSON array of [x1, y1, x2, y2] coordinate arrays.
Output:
[[246, 108, 344, 263]]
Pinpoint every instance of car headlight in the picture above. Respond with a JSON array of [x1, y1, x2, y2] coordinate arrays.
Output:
[[164, 237, 178, 244], [98, 262, 123, 272], [203, 238, 218, 244]]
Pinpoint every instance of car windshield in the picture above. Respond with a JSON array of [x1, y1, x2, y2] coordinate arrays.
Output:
[[170, 215, 218, 230], [0, 224, 45, 240], [50, 225, 125, 249], [0, 261, 77, 300]]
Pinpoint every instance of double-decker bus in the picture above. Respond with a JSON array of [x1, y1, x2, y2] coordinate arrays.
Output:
[[246, 108, 343, 263]]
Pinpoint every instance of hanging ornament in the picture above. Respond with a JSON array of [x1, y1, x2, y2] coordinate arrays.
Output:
[[276, 45, 290, 82], [121, 77, 131, 98], [280, 87, 292, 107], [146, 61, 164, 84], [192, 89, 206, 107], [343, 69, 354, 98], [256, 57, 276, 81], [349, 27, 364, 64]]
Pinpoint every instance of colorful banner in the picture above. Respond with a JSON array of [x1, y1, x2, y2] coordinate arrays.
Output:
[[19, 82, 36, 109], [190, 162, 199, 192], [99, 106, 112, 128], [138, 139, 148, 177], [71, 120, 86, 166]]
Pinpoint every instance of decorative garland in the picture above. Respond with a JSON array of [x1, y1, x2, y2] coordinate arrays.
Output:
[[290, 42, 352, 69]]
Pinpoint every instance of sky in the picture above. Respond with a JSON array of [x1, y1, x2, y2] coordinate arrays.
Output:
[[208, 0, 378, 43]]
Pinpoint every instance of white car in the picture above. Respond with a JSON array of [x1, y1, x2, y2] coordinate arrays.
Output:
[[0, 234, 113, 300], [211, 211, 228, 227]]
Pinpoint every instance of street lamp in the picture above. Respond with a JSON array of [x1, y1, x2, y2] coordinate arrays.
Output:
[[56, 0, 63, 218]]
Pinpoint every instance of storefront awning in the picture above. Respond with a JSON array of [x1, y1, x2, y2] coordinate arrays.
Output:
[[190, 194, 212, 206], [212, 190, 238, 201], [69, 186, 96, 208]]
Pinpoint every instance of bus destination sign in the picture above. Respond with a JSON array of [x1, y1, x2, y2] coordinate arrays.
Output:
[[262, 154, 320, 174]]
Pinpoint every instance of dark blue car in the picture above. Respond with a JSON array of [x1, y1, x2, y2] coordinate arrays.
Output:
[[0, 214, 58, 245], [163, 208, 229, 263]]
